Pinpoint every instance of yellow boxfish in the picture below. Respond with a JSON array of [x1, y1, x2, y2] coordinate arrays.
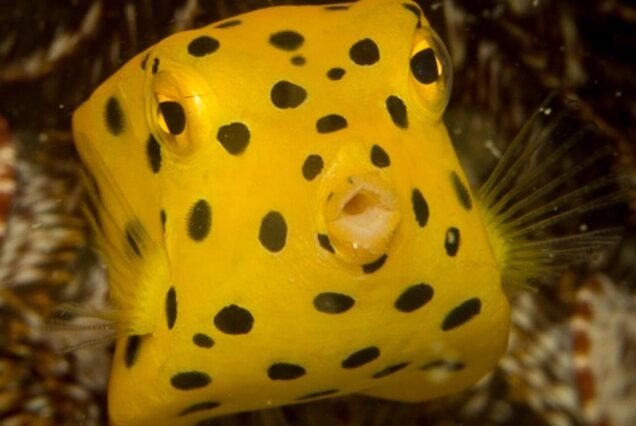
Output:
[[70, 0, 624, 424]]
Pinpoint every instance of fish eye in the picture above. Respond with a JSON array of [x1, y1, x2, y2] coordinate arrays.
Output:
[[157, 100, 186, 135], [409, 28, 452, 119]]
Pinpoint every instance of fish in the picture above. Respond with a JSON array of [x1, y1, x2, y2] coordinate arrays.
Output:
[[70, 0, 626, 424]]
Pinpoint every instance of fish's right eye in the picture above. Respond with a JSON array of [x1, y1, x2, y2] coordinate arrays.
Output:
[[158, 101, 186, 135]]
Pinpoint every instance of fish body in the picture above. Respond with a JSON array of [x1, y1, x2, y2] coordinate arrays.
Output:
[[73, 1, 516, 423]]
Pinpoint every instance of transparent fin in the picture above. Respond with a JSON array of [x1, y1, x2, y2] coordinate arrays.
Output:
[[478, 94, 632, 290]]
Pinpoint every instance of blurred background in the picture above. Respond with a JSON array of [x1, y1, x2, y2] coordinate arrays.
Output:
[[0, 0, 634, 425]]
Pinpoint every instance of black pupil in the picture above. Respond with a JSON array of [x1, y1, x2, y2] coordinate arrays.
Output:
[[159, 101, 186, 135], [410, 48, 439, 84]]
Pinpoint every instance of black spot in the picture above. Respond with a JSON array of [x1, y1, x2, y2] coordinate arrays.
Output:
[[291, 55, 306, 66], [372, 362, 410, 379], [324, 5, 350, 10], [411, 189, 429, 227], [441, 298, 481, 331], [216, 122, 250, 155], [342, 346, 380, 369], [259, 211, 287, 252], [420, 360, 465, 371], [268, 363, 306, 380], [179, 401, 221, 416], [124, 335, 142, 368], [362, 254, 387, 274], [170, 371, 211, 390], [317, 234, 335, 253], [159, 101, 186, 135], [402, 3, 422, 20], [370, 145, 390, 168], [349, 38, 380, 65], [141, 53, 150, 70], [269, 30, 304, 51], [146, 134, 161, 173], [271, 81, 307, 109], [152, 57, 159, 74], [187, 200, 212, 242], [394, 283, 434, 313], [386, 95, 408, 129], [214, 304, 254, 335], [215, 19, 242, 28], [451, 171, 472, 210], [193, 333, 215, 348], [313, 292, 355, 314], [105, 97, 124, 135], [410, 48, 439, 84], [188, 36, 220, 56], [327, 67, 346, 80], [166, 286, 177, 329], [160, 209, 167, 231], [445, 227, 460, 257], [302, 155, 324, 181], [125, 224, 142, 257], [297, 389, 339, 400], [316, 114, 347, 133]]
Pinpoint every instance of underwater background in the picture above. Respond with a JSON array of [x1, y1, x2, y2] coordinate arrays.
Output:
[[0, 0, 634, 425]]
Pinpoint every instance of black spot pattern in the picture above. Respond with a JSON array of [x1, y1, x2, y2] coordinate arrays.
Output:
[[267, 363, 306, 380], [370, 145, 390, 168], [324, 5, 350, 10], [259, 211, 287, 252], [214, 304, 254, 335], [124, 335, 141, 368], [193, 333, 215, 348], [215, 19, 242, 28], [271, 81, 307, 109], [187, 200, 211, 242], [445, 227, 460, 257], [297, 389, 339, 400], [441, 298, 482, 331], [410, 48, 439, 84], [342, 346, 380, 369], [152, 57, 159, 74], [402, 3, 422, 20], [451, 171, 473, 210], [316, 114, 347, 133], [269, 30, 304, 51], [159, 101, 186, 135], [216, 122, 250, 155], [188, 36, 220, 56], [171, 371, 211, 390], [125, 224, 142, 257], [394, 283, 434, 313], [302, 155, 324, 181], [327, 67, 346, 80], [386, 95, 408, 129], [349, 38, 380, 65], [105, 97, 124, 135], [420, 360, 465, 371], [317, 234, 335, 253], [372, 362, 410, 379], [160, 209, 167, 231], [313, 292, 355, 314], [362, 254, 387, 274], [291, 55, 306, 66], [411, 189, 429, 227], [146, 135, 161, 173], [141, 53, 149, 70], [179, 401, 221, 416], [166, 286, 177, 329]]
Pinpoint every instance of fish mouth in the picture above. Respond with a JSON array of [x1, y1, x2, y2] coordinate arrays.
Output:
[[324, 172, 401, 264]]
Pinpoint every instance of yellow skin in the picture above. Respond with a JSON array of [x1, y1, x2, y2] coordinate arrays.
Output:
[[72, 1, 510, 424]]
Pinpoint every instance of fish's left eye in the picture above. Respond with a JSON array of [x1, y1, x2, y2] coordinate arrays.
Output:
[[409, 28, 452, 120], [158, 101, 186, 135]]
